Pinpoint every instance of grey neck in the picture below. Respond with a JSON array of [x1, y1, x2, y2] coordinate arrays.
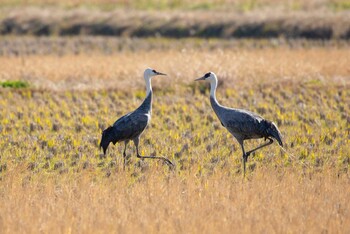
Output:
[[209, 79, 222, 115], [145, 77, 152, 96], [210, 95, 221, 116], [138, 91, 152, 113]]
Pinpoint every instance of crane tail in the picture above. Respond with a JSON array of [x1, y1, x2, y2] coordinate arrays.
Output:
[[99, 126, 116, 155]]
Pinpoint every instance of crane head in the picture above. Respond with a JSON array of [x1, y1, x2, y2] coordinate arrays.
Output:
[[195, 72, 216, 82], [144, 68, 167, 79]]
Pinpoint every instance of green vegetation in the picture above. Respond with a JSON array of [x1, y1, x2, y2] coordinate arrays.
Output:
[[0, 83, 348, 177], [0, 80, 29, 88]]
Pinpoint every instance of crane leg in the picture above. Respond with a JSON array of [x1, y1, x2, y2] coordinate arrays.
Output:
[[239, 138, 274, 177], [239, 141, 247, 177], [133, 138, 174, 167], [243, 154, 247, 177], [245, 138, 274, 158], [123, 140, 129, 171]]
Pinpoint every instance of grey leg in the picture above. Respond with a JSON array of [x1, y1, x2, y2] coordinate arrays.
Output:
[[123, 140, 129, 171], [245, 138, 274, 157], [133, 138, 174, 167], [239, 140, 247, 177]]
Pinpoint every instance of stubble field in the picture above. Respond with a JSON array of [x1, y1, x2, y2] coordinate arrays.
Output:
[[0, 37, 350, 233]]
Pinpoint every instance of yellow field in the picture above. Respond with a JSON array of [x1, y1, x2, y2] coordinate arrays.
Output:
[[0, 39, 350, 233]]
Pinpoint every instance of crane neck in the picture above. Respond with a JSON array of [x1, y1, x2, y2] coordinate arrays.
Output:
[[137, 76, 153, 113], [209, 78, 223, 115], [138, 88, 152, 113], [145, 77, 152, 96], [209, 78, 218, 102]]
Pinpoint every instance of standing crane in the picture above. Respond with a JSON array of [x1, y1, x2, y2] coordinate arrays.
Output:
[[100, 68, 173, 169], [195, 72, 283, 175]]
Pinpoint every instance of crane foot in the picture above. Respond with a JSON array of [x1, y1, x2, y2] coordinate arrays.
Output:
[[164, 159, 176, 170]]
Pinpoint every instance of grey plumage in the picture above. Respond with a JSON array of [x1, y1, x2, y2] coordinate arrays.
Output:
[[196, 72, 283, 175], [210, 96, 283, 146], [100, 93, 151, 154], [100, 68, 173, 169]]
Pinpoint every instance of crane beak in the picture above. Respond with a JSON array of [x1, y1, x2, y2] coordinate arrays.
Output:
[[156, 71, 167, 76], [195, 76, 205, 81]]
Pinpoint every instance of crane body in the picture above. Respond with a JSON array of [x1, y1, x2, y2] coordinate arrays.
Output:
[[196, 72, 283, 175], [100, 68, 173, 169]]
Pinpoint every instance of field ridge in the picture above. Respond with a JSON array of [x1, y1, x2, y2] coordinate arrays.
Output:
[[1, 8, 350, 39]]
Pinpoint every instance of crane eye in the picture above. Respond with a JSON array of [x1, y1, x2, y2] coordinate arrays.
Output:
[[204, 72, 211, 78], [152, 69, 156, 73]]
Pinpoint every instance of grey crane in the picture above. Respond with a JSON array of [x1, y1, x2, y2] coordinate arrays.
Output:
[[195, 72, 283, 175], [100, 68, 173, 169]]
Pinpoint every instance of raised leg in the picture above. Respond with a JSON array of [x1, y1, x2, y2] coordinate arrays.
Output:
[[245, 138, 274, 158], [123, 140, 129, 171], [239, 138, 274, 177], [133, 138, 174, 167]]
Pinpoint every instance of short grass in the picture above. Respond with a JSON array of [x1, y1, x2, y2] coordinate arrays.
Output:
[[1, 0, 350, 11], [0, 38, 349, 233]]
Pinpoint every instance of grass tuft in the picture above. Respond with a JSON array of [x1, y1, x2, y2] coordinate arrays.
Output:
[[0, 80, 29, 88]]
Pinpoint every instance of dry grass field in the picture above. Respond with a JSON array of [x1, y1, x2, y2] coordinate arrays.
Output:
[[0, 37, 349, 233], [1, 169, 350, 233], [1, 0, 350, 11], [2, 0, 350, 39], [2, 7, 350, 39]]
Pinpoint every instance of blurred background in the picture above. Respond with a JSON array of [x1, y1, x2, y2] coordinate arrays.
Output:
[[1, 0, 349, 40]]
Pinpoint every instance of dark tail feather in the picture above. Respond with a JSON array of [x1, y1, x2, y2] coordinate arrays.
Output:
[[269, 122, 283, 147], [100, 126, 116, 155]]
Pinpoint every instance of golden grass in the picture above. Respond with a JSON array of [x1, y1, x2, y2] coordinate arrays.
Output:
[[0, 47, 349, 90], [0, 41, 350, 233], [1, 168, 350, 233]]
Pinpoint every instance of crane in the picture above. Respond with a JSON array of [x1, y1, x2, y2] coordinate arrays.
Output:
[[100, 68, 174, 169], [195, 72, 283, 176]]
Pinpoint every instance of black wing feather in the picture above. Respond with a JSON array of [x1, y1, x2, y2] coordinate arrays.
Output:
[[100, 126, 118, 155]]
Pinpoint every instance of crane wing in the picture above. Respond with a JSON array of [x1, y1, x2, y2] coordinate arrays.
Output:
[[222, 109, 264, 139], [112, 111, 149, 141], [226, 118, 260, 134]]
